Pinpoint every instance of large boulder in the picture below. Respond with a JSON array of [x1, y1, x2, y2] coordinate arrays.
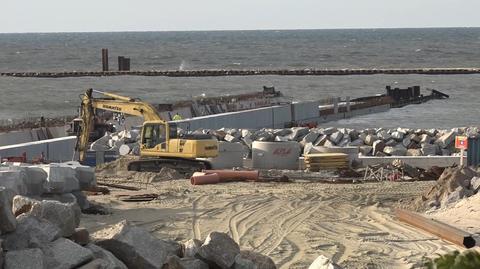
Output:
[[321, 127, 337, 136], [85, 244, 128, 269], [383, 145, 407, 156], [286, 127, 309, 141], [42, 238, 94, 269], [347, 138, 363, 147], [4, 248, 45, 269], [301, 132, 321, 146], [372, 140, 385, 156], [471, 177, 480, 192], [391, 131, 404, 142], [235, 250, 276, 269], [71, 227, 90, 246], [314, 135, 328, 146], [197, 232, 240, 269], [436, 131, 456, 149], [1, 214, 61, 251], [163, 256, 209, 269], [419, 134, 432, 144], [0, 170, 27, 196], [406, 149, 422, 156], [92, 220, 181, 269], [377, 130, 391, 141], [329, 132, 343, 145], [0, 187, 16, 234], [364, 135, 377, 146], [12, 195, 41, 216], [359, 146, 373, 156], [27, 196, 81, 237], [308, 255, 342, 269], [421, 143, 437, 156]]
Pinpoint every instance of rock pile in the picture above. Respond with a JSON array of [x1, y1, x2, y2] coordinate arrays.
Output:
[[411, 166, 479, 211], [193, 126, 480, 157], [0, 161, 101, 269], [90, 221, 277, 269]]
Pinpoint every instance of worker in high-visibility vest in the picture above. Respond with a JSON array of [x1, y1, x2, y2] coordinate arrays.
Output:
[[172, 113, 183, 121]]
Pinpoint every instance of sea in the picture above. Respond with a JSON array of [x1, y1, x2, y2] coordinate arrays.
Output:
[[0, 28, 479, 129]]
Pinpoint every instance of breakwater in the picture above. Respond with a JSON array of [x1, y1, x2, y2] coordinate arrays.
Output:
[[1, 68, 479, 78]]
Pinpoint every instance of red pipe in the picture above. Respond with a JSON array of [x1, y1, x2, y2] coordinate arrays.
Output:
[[202, 170, 259, 182], [190, 172, 220, 185]]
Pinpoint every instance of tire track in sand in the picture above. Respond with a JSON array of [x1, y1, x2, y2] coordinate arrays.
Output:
[[228, 197, 277, 243], [255, 201, 321, 260]]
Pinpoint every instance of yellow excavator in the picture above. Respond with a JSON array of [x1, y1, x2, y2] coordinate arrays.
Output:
[[76, 89, 219, 174]]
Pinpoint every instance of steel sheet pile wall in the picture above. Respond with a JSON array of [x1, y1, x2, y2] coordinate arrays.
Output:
[[174, 105, 292, 131], [0, 136, 76, 162]]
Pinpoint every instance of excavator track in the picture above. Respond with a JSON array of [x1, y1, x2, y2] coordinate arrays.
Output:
[[126, 158, 211, 176]]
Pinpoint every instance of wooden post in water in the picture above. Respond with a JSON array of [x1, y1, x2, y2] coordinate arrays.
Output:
[[123, 58, 131, 71], [101, 49, 109, 71], [118, 56, 125, 71]]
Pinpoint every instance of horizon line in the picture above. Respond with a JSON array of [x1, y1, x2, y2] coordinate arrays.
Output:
[[1, 26, 479, 34]]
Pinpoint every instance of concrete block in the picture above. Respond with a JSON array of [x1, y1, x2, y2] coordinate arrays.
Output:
[[41, 163, 80, 194], [206, 142, 245, 169], [64, 161, 96, 190], [8, 166, 46, 195]]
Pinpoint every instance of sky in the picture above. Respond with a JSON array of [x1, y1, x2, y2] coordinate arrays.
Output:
[[1, 0, 479, 33]]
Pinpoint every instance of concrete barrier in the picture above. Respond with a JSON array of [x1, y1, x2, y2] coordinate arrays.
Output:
[[0, 136, 77, 163]]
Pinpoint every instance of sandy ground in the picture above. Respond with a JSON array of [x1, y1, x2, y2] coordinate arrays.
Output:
[[426, 193, 480, 243], [82, 179, 466, 269]]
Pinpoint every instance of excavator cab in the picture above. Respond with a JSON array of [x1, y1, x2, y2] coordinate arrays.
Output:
[[142, 123, 166, 149]]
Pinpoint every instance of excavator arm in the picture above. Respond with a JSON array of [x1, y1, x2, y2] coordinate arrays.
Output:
[[76, 88, 166, 161]]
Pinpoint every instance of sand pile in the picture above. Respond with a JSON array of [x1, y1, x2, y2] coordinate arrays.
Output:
[[409, 166, 479, 211], [426, 192, 480, 235]]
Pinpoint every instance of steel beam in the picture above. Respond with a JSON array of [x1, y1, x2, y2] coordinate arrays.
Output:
[[395, 208, 476, 248]]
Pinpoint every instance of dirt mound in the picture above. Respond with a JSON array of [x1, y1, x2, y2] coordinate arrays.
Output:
[[95, 156, 138, 175], [131, 168, 184, 183], [408, 166, 478, 212]]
